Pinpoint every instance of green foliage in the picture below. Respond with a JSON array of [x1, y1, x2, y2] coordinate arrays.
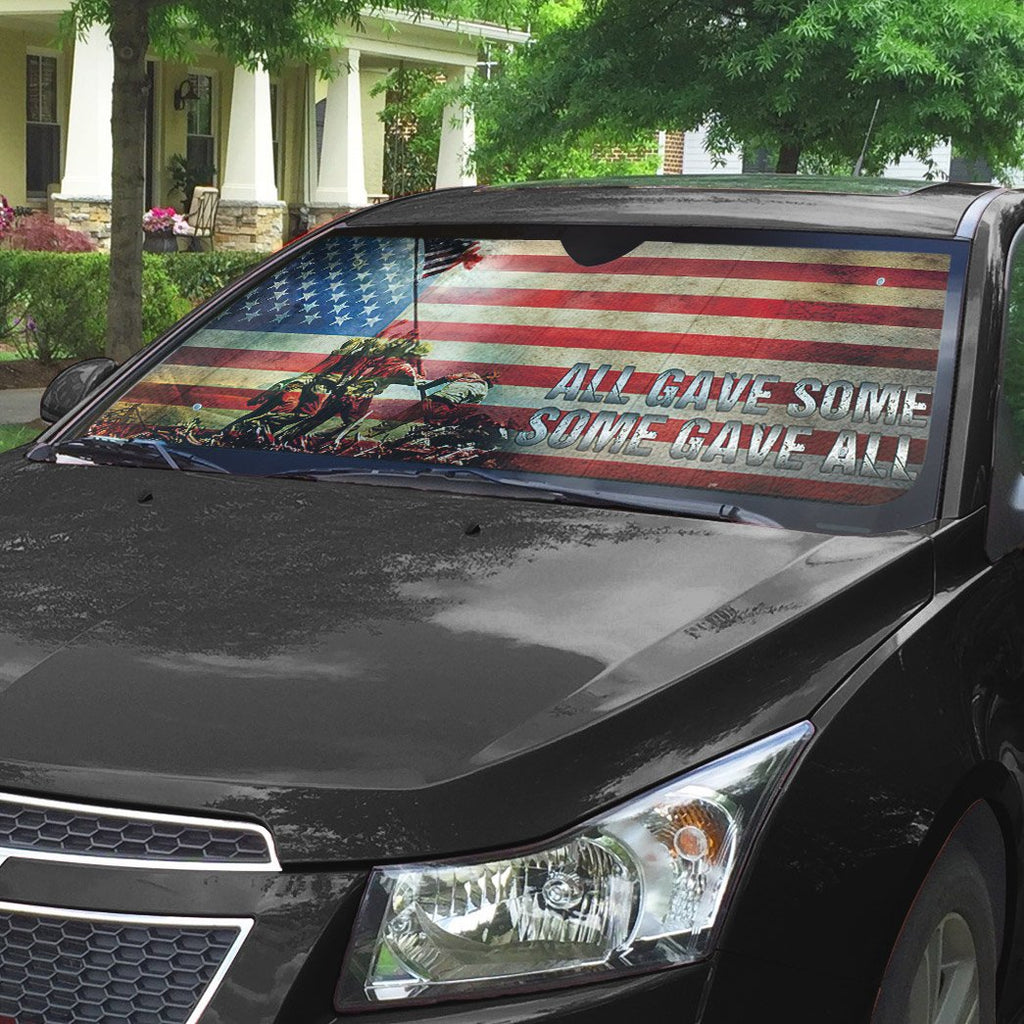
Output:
[[68, 0, 529, 76], [159, 251, 263, 304], [435, 0, 535, 23], [141, 254, 193, 340], [373, 43, 658, 188], [527, 0, 582, 33], [0, 252, 108, 363], [0, 250, 265, 364], [481, 0, 1024, 177], [166, 152, 217, 207], [469, 0, 662, 183], [0, 254, 32, 348], [474, 118, 659, 184], [0, 252, 191, 363], [0, 425, 40, 452], [374, 66, 451, 197]]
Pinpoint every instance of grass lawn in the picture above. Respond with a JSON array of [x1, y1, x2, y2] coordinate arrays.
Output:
[[0, 424, 40, 452]]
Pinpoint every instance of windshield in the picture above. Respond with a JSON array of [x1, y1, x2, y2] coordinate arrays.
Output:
[[68, 228, 966, 533]]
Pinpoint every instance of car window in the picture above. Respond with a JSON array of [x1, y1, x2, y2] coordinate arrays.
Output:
[[74, 229, 965, 531], [1004, 233, 1024, 467]]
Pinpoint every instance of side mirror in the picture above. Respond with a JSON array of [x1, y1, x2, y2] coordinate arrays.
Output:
[[40, 357, 118, 424]]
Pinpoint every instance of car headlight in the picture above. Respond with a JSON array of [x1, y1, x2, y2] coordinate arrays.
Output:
[[336, 722, 811, 1010]]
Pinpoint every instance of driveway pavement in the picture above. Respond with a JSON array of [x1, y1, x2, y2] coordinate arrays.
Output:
[[0, 388, 44, 424]]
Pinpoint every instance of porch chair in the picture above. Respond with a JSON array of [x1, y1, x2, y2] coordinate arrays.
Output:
[[182, 186, 220, 251]]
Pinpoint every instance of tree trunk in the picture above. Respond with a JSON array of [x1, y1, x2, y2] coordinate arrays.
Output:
[[776, 142, 801, 174], [106, 0, 152, 363]]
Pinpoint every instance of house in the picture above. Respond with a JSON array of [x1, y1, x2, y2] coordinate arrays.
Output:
[[0, 0, 527, 251]]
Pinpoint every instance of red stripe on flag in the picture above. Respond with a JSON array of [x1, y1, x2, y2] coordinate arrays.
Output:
[[424, 286, 945, 329], [174, 333, 940, 372], [167, 347, 327, 372], [413, 321, 940, 370], [129, 383, 254, 410], [479, 254, 949, 290]]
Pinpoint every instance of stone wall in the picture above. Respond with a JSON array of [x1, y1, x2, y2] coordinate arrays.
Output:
[[304, 204, 358, 230], [50, 197, 112, 250], [48, 198, 290, 254], [273, 204, 355, 244], [290, 201, 390, 239], [213, 200, 286, 252]]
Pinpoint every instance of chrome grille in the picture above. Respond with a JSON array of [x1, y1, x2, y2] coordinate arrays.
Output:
[[0, 902, 250, 1024], [0, 793, 278, 871]]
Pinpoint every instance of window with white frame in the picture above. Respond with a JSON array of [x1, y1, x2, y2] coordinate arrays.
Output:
[[186, 72, 216, 191], [26, 54, 60, 197]]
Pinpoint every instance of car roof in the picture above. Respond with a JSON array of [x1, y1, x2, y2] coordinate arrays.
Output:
[[347, 176, 1004, 240]]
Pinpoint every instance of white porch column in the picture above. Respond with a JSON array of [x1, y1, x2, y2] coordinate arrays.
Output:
[[304, 66, 319, 206], [58, 22, 113, 199], [315, 49, 367, 208], [435, 66, 476, 189], [220, 65, 279, 203]]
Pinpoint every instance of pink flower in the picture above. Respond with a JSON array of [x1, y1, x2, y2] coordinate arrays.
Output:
[[142, 206, 185, 234], [0, 195, 14, 239]]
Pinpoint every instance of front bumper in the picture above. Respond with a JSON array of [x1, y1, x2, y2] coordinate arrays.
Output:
[[0, 852, 883, 1024], [0, 852, 717, 1024], [0, 855, 356, 1023]]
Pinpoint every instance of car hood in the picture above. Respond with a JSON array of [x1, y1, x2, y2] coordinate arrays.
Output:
[[0, 457, 932, 862]]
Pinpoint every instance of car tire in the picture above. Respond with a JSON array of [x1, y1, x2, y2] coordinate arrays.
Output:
[[871, 802, 1005, 1024]]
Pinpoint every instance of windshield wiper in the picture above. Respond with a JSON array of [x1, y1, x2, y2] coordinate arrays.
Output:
[[39, 437, 230, 474], [270, 463, 780, 526]]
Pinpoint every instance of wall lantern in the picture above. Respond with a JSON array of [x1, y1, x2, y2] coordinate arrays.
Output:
[[173, 78, 201, 111]]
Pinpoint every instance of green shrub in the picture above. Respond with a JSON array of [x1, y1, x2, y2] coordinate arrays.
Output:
[[158, 251, 264, 305], [0, 250, 102, 362], [0, 250, 268, 365], [0, 251, 189, 363], [0, 251, 33, 346], [0, 425, 40, 452], [141, 254, 192, 342]]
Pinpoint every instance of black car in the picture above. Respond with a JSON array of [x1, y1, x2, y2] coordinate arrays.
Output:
[[2, 175, 1024, 1024]]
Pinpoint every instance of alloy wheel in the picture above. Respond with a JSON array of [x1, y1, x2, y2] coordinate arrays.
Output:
[[906, 912, 979, 1024]]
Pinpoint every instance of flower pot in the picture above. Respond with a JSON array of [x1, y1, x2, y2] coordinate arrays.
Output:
[[143, 233, 177, 253]]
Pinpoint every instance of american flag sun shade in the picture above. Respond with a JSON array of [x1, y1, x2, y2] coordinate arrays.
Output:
[[89, 234, 953, 507]]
